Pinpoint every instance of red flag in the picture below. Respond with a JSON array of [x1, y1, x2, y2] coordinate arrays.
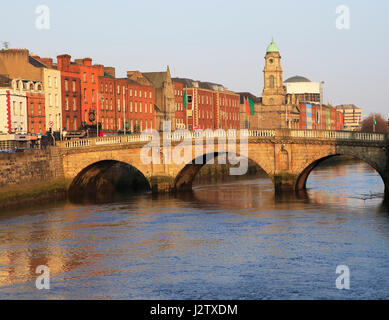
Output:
[[245, 98, 250, 116]]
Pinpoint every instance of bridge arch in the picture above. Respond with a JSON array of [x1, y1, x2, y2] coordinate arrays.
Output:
[[68, 159, 151, 202], [295, 149, 387, 193], [174, 151, 272, 192]]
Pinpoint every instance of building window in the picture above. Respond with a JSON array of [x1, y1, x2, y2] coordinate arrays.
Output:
[[149, 91, 152, 99], [134, 90, 137, 97], [130, 101, 133, 112], [117, 99, 121, 112], [55, 77, 58, 88], [84, 89, 87, 103], [72, 80, 76, 92], [139, 90, 142, 98], [48, 76, 52, 87], [139, 102, 142, 113], [91, 73, 95, 83], [269, 75, 274, 88], [31, 103, 34, 116], [135, 101, 137, 112], [65, 97, 69, 111], [73, 98, 76, 111], [65, 79, 68, 91], [83, 73, 87, 82]]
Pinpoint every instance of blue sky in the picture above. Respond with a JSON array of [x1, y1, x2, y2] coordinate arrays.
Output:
[[1, 0, 388, 116]]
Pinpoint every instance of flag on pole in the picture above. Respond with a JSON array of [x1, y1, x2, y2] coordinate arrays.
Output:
[[244, 98, 250, 116], [183, 87, 187, 109], [245, 97, 255, 115], [373, 115, 376, 126], [249, 98, 255, 115]]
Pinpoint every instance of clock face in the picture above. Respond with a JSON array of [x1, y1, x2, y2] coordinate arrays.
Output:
[[269, 58, 274, 64], [88, 110, 96, 122]]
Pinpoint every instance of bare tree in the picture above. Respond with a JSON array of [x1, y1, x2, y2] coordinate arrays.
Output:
[[361, 113, 389, 133], [1, 41, 9, 49]]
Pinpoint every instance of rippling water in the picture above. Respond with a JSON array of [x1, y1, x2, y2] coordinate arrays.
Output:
[[0, 159, 388, 299]]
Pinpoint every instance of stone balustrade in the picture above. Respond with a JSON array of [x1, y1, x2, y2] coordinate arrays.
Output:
[[58, 129, 388, 149]]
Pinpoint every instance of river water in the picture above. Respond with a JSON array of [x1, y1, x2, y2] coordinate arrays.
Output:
[[0, 159, 388, 299]]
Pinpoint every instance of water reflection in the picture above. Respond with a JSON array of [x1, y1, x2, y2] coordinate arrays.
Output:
[[0, 158, 388, 299]]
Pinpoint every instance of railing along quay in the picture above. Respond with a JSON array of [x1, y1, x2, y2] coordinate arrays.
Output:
[[58, 129, 388, 149]]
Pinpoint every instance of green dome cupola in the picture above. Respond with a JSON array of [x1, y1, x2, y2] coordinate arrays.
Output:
[[266, 38, 279, 53]]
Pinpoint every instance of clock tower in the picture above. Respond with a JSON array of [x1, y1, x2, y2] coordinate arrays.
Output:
[[262, 39, 286, 106]]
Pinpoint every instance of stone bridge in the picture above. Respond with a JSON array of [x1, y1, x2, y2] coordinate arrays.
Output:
[[56, 129, 389, 200]]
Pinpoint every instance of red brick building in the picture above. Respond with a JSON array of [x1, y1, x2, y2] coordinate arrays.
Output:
[[218, 91, 240, 130], [56, 55, 104, 126], [173, 81, 186, 129], [56, 55, 82, 132], [26, 84, 45, 134], [99, 68, 117, 133], [124, 79, 154, 133], [173, 78, 240, 131], [98, 68, 155, 134]]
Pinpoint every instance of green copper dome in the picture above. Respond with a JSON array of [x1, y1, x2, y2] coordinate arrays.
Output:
[[266, 38, 279, 53]]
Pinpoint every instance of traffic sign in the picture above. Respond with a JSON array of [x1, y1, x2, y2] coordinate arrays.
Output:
[[48, 121, 54, 127]]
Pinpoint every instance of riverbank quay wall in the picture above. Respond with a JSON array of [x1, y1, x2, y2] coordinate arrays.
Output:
[[0, 148, 66, 209]]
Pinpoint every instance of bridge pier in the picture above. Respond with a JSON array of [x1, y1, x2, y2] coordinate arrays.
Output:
[[271, 172, 299, 193], [149, 175, 175, 194]]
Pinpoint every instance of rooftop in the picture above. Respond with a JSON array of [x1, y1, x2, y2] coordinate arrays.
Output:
[[266, 39, 279, 53], [284, 75, 312, 83]]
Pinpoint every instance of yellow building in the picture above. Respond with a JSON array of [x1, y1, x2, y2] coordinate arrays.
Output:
[[42, 67, 62, 132]]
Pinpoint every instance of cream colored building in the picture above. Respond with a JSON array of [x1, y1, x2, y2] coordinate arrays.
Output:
[[284, 76, 322, 105], [42, 68, 62, 132], [336, 104, 362, 130]]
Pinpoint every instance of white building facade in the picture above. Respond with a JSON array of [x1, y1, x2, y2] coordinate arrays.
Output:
[[284, 76, 321, 105], [0, 79, 28, 134]]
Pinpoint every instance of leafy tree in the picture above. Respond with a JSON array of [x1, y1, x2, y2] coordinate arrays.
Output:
[[361, 113, 389, 133]]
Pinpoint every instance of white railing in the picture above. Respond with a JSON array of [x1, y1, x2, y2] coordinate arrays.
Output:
[[289, 129, 385, 141], [248, 130, 276, 137], [59, 129, 387, 149], [64, 139, 91, 148]]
